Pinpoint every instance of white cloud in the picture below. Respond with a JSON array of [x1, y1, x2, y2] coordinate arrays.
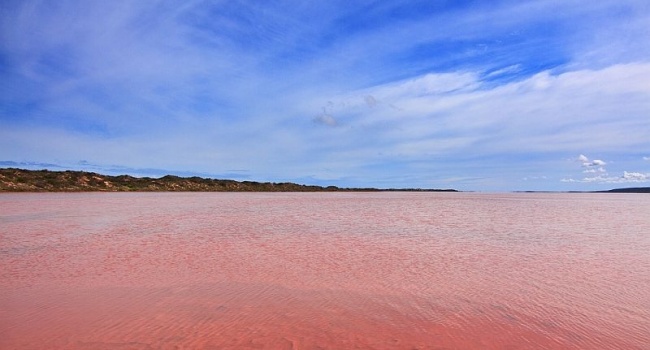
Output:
[[576, 154, 607, 170], [621, 171, 650, 182], [563, 152, 650, 185], [583, 167, 606, 174], [523, 176, 547, 181], [644, 156, 650, 161], [311, 63, 650, 170], [563, 171, 650, 184]]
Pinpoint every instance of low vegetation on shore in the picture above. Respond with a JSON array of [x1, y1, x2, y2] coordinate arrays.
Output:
[[0, 168, 457, 192]]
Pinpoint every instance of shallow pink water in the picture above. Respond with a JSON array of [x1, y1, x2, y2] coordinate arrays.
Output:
[[1, 192, 649, 349]]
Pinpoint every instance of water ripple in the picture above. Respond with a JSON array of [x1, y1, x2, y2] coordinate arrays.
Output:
[[1, 192, 649, 349]]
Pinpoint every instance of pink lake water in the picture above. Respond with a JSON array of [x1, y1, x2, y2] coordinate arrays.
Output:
[[1, 192, 649, 349]]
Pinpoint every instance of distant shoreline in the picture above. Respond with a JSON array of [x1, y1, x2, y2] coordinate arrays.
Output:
[[514, 188, 650, 194], [2, 168, 648, 193], [0, 168, 457, 193]]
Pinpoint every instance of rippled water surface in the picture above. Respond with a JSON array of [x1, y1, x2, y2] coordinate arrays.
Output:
[[1, 192, 649, 349]]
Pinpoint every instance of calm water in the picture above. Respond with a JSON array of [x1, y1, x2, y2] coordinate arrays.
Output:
[[1, 192, 649, 349]]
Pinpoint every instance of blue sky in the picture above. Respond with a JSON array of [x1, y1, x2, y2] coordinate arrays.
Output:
[[1, 0, 649, 191]]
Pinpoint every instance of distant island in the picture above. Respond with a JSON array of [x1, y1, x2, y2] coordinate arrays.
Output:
[[597, 187, 650, 193], [515, 188, 650, 194], [0, 168, 457, 192]]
